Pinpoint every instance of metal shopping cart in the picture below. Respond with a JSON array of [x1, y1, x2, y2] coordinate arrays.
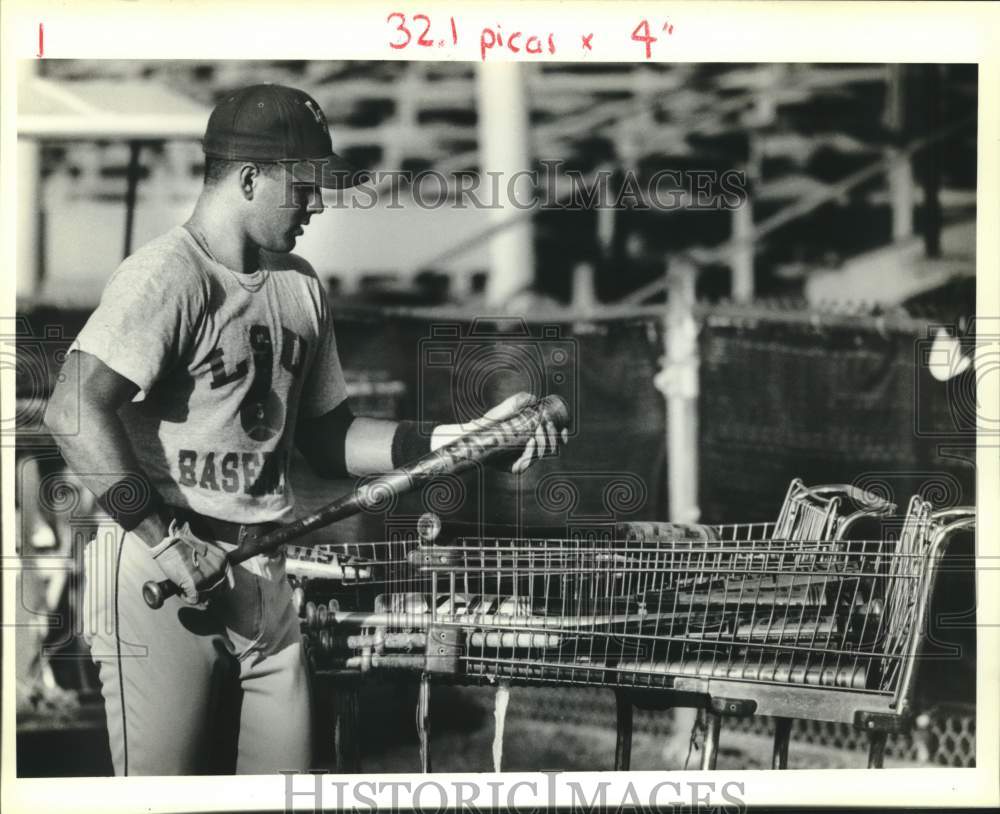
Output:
[[290, 481, 974, 772]]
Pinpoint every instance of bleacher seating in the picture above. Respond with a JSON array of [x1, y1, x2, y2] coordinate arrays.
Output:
[[33, 61, 976, 304]]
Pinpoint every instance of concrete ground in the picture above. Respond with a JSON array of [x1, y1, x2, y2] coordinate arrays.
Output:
[[17, 681, 935, 777]]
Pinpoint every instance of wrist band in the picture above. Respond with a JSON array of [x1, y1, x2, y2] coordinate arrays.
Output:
[[96, 473, 165, 532], [391, 420, 438, 468]]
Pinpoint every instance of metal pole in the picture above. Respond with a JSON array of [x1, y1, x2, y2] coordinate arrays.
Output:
[[700, 710, 721, 770], [614, 689, 634, 770], [888, 150, 915, 241], [476, 62, 535, 306], [334, 681, 362, 773], [867, 731, 888, 769], [17, 61, 40, 302], [122, 140, 144, 259], [571, 261, 597, 311], [658, 257, 700, 525], [731, 194, 754, 302], [654, 257, 702, 765], [885, 65, 914, 242], [921, 65, 942, 258], [492, 680, 510, 772], [17, 137, 40, 302], [417, 673, 432, 773], [772, 716, 792, 769]]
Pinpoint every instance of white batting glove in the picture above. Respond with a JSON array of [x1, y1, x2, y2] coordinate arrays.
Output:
[[430, 392, 569, 475], [148, 520, 234, 605]]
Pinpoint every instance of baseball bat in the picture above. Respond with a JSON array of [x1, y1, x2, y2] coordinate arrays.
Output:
[[142, 394, 570, 609]]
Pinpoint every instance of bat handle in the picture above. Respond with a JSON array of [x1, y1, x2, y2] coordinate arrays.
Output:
[[142, 578, 179, 609], [142, 547, 247, 609]]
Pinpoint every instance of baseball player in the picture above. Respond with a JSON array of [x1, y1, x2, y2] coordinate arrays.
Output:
[[44, 84, 566, 776]]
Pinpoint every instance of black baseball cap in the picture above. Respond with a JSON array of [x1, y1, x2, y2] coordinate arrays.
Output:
[[202, 84, 367, 189]]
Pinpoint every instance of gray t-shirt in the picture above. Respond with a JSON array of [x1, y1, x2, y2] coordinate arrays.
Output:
[[73, 225, 348, 522]]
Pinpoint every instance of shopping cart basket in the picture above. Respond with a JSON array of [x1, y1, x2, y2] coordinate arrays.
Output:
[[290, 482, 973, 772]]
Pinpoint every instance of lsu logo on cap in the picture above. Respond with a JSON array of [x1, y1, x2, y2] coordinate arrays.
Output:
[[304, 99, 326, 128]]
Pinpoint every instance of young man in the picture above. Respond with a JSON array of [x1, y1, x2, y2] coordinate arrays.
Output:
[[44, 84, 565, 776]]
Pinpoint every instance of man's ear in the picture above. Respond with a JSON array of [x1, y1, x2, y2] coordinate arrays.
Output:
[[238, 163, 259, 199]]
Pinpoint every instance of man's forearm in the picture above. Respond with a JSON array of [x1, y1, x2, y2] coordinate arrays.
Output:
[[344, 417, 458, 475], [299, 392, 562, 481], [46, 401, 169, 547], [298, 403, 439, 477], [342, 417, 499, 475]]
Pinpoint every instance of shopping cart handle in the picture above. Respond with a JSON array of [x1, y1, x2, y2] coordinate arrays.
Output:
[[930, 506, 976, 537], [843, 485, 896, 514], [930, 507, 976, 523], [807, 484, 896, 514]]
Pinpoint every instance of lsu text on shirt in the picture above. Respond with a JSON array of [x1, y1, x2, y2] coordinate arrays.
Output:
[[73, 225, 348, 523]]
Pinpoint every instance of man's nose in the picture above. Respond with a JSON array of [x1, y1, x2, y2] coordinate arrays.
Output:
[[305, 188, 324, 215]]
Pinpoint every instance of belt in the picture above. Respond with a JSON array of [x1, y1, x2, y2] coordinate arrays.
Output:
[[169, 506, 283, 547]]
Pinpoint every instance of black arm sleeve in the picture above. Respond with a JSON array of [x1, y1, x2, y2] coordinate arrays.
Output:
[[294, 399, 357, 479]]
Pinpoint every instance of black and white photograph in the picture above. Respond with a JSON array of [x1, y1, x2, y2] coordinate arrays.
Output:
[[2, 2, 998, 812]]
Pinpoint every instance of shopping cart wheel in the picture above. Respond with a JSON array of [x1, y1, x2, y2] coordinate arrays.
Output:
[[772, 717, 792, 769], [614, 690, 633, 770]]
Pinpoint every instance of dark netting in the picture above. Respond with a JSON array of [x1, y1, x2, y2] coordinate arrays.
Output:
[[696, 312, 977, 710], [698, 316, 976, 523], [328, 311, 668, 530]]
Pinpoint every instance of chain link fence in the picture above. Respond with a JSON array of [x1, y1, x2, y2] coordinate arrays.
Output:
[[504, 686, 975, 767]]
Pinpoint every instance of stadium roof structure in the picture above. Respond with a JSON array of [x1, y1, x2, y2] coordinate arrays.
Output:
[[17, 75, 209, 139], [17, 75, 211, 277]]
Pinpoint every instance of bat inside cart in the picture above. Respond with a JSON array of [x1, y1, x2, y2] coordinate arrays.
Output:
[[314, 548, 888, 672], [141, 394, 571, 609], [300, 494, 972, 705]]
